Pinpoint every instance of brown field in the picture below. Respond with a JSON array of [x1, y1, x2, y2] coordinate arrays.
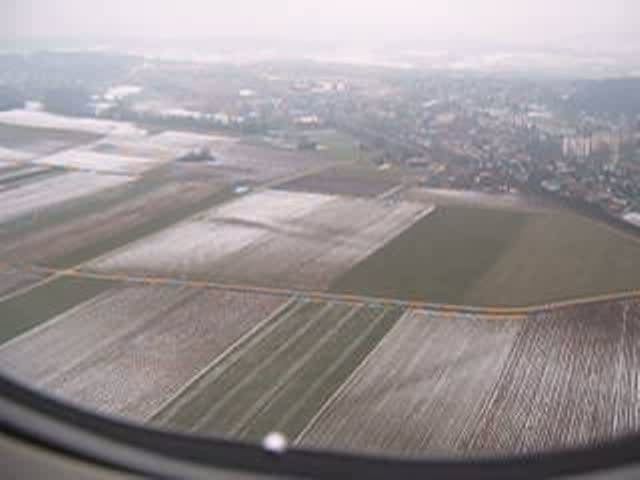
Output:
[[89, 189, 431, 290], [0, 181, 223, 267], [275, 165, 400, 197], [0, 284, 284, 420], [213, 143, 331, 183], [300, 300, 640, 457]]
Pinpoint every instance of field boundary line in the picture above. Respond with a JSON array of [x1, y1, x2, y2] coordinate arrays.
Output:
[[25, 264, 640, 315], [0, 284, 117, 354], [143, 296, 297, 423], [277, 306, 392, 435], [294, 307, 408, 444], [9, 261, 640, 316], [0, 270, 60, 305], [229, 304, 360, 436], [191, 303, 335, 431], [68, 187, 235, 270], [78, 161, 349, 270], [377, 184, 405, 200]]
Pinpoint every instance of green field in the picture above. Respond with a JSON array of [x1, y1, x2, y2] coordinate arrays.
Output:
[[150, 299, 404, 441], [0, 276, 115, 344], [0, 167, 234, 269], [0, 169, 167, 245], [45, 183, 234, 269], [331, 204, 640, 307]]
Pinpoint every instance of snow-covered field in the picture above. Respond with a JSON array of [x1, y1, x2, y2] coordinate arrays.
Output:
[[90, 189, 431, 289], [623, 212, 640, 228], [90, 137, 174, 161], [35, 149, 162, 175], [0, 171, 131, 224], [0, 110, 147, 136], [0, 285, 283, 419], [104, 85, 142, 101], [148, 131, 235, 151], [0, 147, 36, 162], [404, 187, 543, 211], [300, 309, 521, 457], [0, 165, 50, 184]]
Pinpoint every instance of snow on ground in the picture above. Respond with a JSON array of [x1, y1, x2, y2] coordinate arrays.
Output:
[[35, 149, 162, 175], [148, 131, 235, 151], [0, 110, 147, 136], [0, 171, 131, 224], [0, 147, 35, 162], [91, 189, 431, 289], [623, 212, 640, 228], [404, 187, 544, 211], [89, 137, 174, 161], [104, 85, 142, 101], [0, 165, 50, 184]]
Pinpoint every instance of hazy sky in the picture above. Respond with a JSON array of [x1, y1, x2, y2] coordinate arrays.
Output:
[[3, 0, 639, 49]]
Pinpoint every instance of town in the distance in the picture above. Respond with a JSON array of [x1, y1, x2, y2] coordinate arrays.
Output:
[[2, 47, 638, 228]]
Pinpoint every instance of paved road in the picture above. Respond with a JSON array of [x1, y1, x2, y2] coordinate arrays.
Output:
[[0, 261, 636, 318]]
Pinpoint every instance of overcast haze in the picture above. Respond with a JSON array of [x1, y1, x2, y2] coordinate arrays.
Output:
[[3, 0, 639, 50]]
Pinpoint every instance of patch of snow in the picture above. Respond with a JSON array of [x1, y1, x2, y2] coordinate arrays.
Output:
[[623, 212, 640, 228], [104, 85, 142, 101], [0, 110, 147, 136], [36, 150, 161, 175]]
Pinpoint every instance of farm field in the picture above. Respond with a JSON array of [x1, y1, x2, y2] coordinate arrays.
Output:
[[331, 201, 640, 306], [301, 301, 640, 457], [0, 180, 231, 268], [461, 299, 640, 455], [150, 299, 405, 441], [89, 189, 431, 289], [462, 208, 640, 306], [0, 284, 284, 419], [35, 149, 163, 175], [0, 268, 46, 298], [402, 186, 550, 211], [0, 165, 61, 189], [210, 142, 337, 184], [148, 131, 234, 151], [0, 276, 115, 345], [0, 170, 131, 224], [90, 137, 174, 161], [1, 105, 640, 462], [0, 122, 100, 156], [275, 164, 400, 197], [0, 110, 145, 136], [330, 204, 529, 305]]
